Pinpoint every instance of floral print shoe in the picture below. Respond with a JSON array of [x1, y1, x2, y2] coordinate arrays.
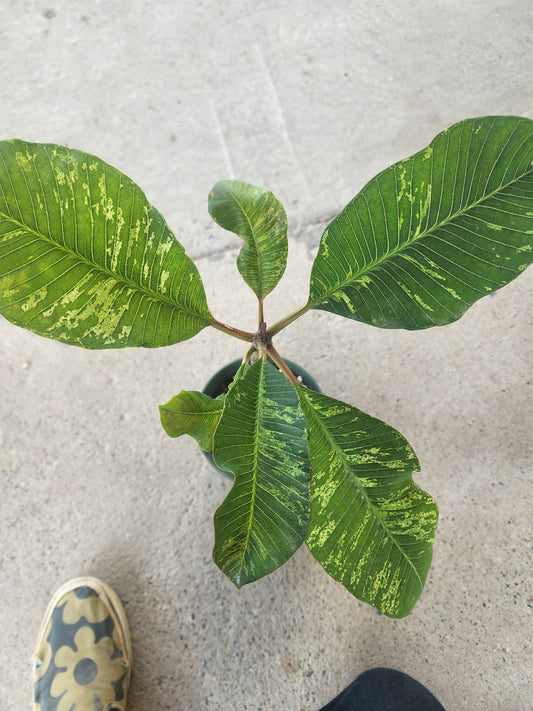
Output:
[[33, 577, 132, 711]]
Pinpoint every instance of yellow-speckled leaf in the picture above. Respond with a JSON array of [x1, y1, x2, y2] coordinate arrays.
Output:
[[213, 359, 311, 587], [0, 140, 213, 348], [297, 387, 438, 618], [310, 116, 533, 329], [208, 180, 287, 300]]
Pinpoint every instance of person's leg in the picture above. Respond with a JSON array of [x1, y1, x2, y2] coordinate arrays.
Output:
[[319, 667, 446, 711], [33, 577, 132, 711]]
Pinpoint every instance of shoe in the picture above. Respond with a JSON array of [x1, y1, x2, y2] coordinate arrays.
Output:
[[319, 667, 446, 711], [32, 577, 132, 711]]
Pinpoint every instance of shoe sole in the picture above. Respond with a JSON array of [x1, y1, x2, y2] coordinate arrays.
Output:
[[33, 576, 133, 687]]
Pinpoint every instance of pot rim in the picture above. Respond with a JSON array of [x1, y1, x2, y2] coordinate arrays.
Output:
[[202, 357, 321, 398]]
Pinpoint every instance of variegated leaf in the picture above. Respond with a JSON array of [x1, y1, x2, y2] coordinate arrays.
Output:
[[0, 139, 213, 348], [297, 387, 438, 618], [213, 359, 311, 587], [208, 180, 288, 300], [310, 116, 533, 329]]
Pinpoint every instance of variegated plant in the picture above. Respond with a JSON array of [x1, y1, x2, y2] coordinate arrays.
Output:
[[1, 116, 533, 618]]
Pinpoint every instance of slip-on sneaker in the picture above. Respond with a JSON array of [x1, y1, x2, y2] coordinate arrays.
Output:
[[33, 577, 132, 711]]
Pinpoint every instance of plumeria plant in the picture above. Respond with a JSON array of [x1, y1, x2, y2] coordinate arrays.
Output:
[[1, 116, 533, 618]]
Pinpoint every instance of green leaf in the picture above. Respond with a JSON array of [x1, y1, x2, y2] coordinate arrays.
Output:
[[213, 359, 311, 587], [309, 116, 533, 329], [159, 391, 225, 451], [297, 387, 438, 618], [208, 180, 288, 300], [0, 139, 213, 348]]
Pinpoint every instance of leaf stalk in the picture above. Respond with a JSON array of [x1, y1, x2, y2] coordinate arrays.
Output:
[[267, 345, 299, 386], [211, 319, 255, 342], [258, 298, 264, 329], [269, 303, 310, 337]]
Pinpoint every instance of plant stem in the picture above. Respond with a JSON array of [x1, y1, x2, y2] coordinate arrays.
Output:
[[268, 303, 310, 337], [211, 319, 255, 342], [268, 346, 299, 386], [258, 298, 264, 329]]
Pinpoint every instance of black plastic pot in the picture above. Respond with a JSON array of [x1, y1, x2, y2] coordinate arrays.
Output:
[[201, 357, 321, 476]]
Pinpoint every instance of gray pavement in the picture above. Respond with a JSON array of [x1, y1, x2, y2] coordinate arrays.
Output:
[[1, 2, 532, 709]]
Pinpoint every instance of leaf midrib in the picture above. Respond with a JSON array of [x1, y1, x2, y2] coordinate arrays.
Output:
[[228, 189, 264, 297], [232, 361, 263, 583], [308, 165, 533, 309], [0, 209, 212, 324]]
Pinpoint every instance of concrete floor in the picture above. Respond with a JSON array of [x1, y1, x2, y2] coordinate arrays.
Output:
[[1, 2, 532, 709]]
